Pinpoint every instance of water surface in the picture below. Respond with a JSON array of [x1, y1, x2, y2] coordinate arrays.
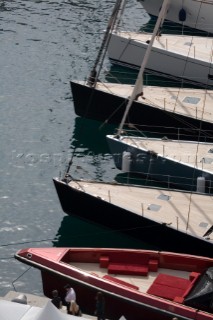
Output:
[[0, 0, 151, 297]]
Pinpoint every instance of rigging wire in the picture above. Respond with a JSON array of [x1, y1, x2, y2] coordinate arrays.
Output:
[[87, 0, 126, 87], [12, 266, 32, 292], [0, 220, 179, 261], [0, 238, 55, 248], [64, 0, 126, 177]]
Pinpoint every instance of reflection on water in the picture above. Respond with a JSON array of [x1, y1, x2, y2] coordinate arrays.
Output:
[[61, 116, 118, 181], [141, 15, 212, 36], [106, 62, 201, 89], [2, 0, 209, 299], [105, 64, 182, 87], [53, 215, 159, 250], [71, 117, 116, 155], [2, 0, 144, 297]]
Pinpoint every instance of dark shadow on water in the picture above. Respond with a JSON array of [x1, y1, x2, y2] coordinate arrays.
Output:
[[71, 117, 117, 155], [53, 215, 159, 250], [105, 64, 200, 88], [141, 15, 213, 37]]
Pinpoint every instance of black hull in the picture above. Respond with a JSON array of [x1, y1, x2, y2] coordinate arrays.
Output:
[[53, 178, 213, 258], [70, 81, 213, 142]]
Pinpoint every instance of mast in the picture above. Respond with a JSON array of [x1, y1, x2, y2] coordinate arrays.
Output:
[[117, 0, 170, 136], [87, 0, 127, 87], [114, 0, 127, 33], [64, 0, 127, 178]]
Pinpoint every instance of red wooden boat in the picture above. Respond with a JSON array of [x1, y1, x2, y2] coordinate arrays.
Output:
[[15, 247, 213, 320]]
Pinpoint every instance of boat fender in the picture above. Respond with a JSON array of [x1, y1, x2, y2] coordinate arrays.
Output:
[[196, 176, 205, 193], [179, 8, 186, 22], [122, 151, 131, 172]]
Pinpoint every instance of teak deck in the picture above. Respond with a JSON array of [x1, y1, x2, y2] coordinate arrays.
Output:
[[79, 81, 213, 124], [68, 180, 213, 241]]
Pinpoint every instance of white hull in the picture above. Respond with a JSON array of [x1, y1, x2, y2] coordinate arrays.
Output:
[[108, 31, 213, 87], [140, 0, 213, 33], [107, 135, 213, 190]]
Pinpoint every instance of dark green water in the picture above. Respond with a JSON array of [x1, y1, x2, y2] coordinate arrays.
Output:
[[0, 0, 157, 298]]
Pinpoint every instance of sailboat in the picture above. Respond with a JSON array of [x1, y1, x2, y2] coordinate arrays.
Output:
[[106, 0, 213, 192], [53, 176, 213, 257], [107, 31, 213, 87], [106, 135, 213, 191], [139, 0, 213, 34], [53, 0, 213, 258], [71, 0, 213, 141]]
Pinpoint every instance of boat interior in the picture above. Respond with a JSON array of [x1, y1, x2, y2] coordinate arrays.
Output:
[[61, 249, 213, 312]]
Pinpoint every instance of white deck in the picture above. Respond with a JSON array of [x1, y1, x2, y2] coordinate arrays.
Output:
[[117, 136, 213, 173], [71, 262, 190, 294], [68, 180, 213, 241], [77, 81, 213, 124], [117, 32, 213, 63]]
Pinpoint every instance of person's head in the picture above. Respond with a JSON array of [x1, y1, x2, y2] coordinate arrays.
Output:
[[52, 290, 58, 298], [64, 284, 71, 291]]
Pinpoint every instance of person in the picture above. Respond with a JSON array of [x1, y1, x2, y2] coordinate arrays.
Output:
[[64, 284, 76, 314], [69, 300, 82, 316], [94, 291, 105, 320], [51, 289, 62, 309]]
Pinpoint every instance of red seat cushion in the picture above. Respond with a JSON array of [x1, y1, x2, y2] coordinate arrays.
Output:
[[147, 283, 185, 300], [154, 273, 190, 289], [99, 256, 109, 268], [148, 259, 159, 272], [108, 263, 148, 276], [147, 273, 191, 301]]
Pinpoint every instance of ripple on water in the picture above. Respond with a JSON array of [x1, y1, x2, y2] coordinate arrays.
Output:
[[0, 0, 149, 297]]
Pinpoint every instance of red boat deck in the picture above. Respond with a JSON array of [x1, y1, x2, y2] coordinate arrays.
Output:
[[147, 272, 201, 302]]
